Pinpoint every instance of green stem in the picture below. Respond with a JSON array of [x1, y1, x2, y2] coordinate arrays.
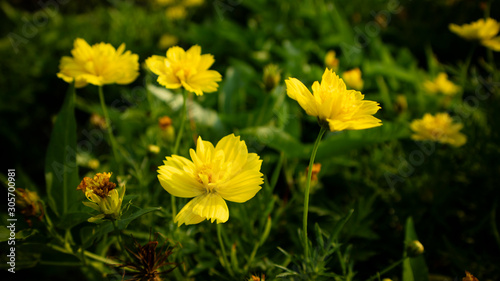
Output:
[[48, 244, 119, 265], [365, 257, 408, 281], [170, 90, 188, 218], [98, 85, 123, 175], [172, 90, 188, 155], [269, 152, 284, 191], [112, 220, 124, 253], [217, 223, 234, 276], [303, 127, 327, 258]]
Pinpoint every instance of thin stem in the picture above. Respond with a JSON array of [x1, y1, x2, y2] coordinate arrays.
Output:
[[172, 90, 188, 155], [98, 85, 123, 175], [171, 90, 188, 218], [48, 244, 119, 265], [303, 127, 327, 258], [112, 220, 124, 253], [269, 151, 284, 191], [217, 223, 234, 276], [365, 257, 408, 281]]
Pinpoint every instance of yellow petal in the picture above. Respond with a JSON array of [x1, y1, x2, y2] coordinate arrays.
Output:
[[175, 193, 229, 226], [285, 78, 318, 117], [158, 155, 205, 198], [217, 153, 263, 203]]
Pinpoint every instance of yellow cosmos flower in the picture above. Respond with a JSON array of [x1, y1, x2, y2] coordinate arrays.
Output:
[[57, 38, 139, 88], [449, 18, 500, 40], [77, 172, 125, 222], [166, 5, 187, 20], [423, 72, 461, 96], [324, 50, 339, 71], [285, 68, 382, 132], [146, 45, 222, 96], [410, 113, 466, 147], [482, 36, 500, 51], [342, 67, 364, 90], [158, 134, 263, 226]]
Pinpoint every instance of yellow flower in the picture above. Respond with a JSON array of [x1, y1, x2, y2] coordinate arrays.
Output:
[[146, 45, 222, 96], [148, 144, 161, 154], [423, 72, 461, 96], [449, 18, 500, 40], [158, 134, 263, 226], [482, 36, 500, 51], [285, 68, 382, 132], [324, 50, 339, 71], [342, 68, 364, 90], [410, 113, 466, 147], [158, 34, 179, 50], [166, 5, 187, 20], [57, 38, 139, 88], [77, 172, 125, 222]]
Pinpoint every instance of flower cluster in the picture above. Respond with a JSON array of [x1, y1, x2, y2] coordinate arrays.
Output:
[[423, 72, 460, 96], [410, 113, 466, 147], [57, 38, 139, 88], [77, 172, 125, 222], [285, 68, 381, 132], [146, 45, 222, 96], [158, 134, 264, 226], [449, 18, 500, 51]]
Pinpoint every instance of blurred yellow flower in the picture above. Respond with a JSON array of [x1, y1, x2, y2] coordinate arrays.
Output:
[[148, 144, 161, 154], [482, 36, 500, 51], [17, 188, 44, 221], [285, 68, 381, 132], [77, 172, 125, 222], [410, 113, 466, 147], [57, 38, 139, 88], [158, 134, 263, 226], [158, 34, 179, 49], [342, 68, 364, 90], [146, 45, 222, 96], [423, 72, 460, 95], [449, 18, 500, 40], [324, 50, 339, 71], [166, 5, 187, 20]]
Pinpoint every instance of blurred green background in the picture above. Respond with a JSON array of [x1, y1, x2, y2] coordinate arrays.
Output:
[[1, 0, 500, 280]]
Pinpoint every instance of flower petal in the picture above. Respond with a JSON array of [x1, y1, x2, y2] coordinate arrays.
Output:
[[158, 155, 205, 198], [218, 153, 263, 203], [285, 78, 318, 117], [175, 193, 229, 226]]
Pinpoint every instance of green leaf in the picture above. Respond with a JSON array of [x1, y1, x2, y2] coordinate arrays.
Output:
[[81, 206, 160, 248], [403, 217, 429, 281], [240, 122, 409, 159], [331, 209, 354, 241], [45, 82, 79, 217]]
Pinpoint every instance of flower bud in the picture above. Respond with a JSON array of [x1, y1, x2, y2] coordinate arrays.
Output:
[[262, 64, 281, 92], [406, 240, 424, 257], [324, 50, 339, 71], [158, 116, 175, 143]]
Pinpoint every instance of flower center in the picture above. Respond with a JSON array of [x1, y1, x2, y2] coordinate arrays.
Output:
[[195, 160, 229, 192]]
